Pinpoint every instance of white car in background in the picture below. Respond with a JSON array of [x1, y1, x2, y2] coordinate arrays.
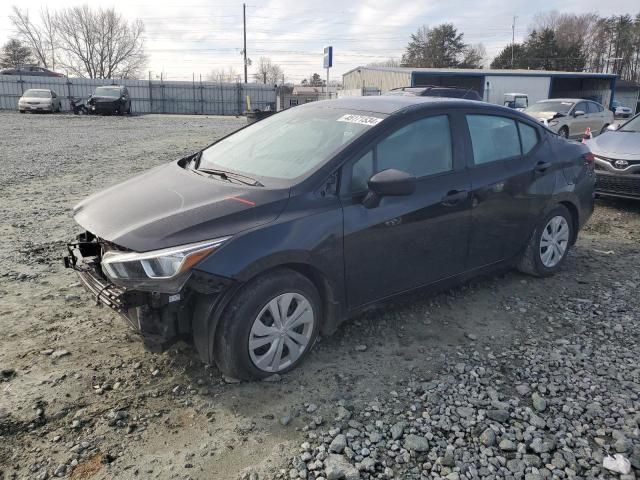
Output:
[[524, 99, 614, 139], [18, 89, 62, 113], [611, 101, 633, 118]]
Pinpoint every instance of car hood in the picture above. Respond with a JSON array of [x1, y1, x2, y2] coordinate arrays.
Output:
[[91, 96, 122, 103], [526, 111, 564, 121], [73, 160, 290, 252], [587, 131, 640, 161]]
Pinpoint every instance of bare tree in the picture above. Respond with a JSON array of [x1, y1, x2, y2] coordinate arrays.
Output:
[[10, 6, 56, 68], [253, 57, 284, 85], [366, 58, 401, 68], [206, 66, 240, 82], [53, 6, 146, 78]]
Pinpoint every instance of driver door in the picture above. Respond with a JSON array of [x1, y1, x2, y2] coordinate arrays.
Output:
[[340, 112, 472, 308]]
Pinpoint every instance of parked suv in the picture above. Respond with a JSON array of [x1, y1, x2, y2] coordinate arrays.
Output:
[[64, 97, 595, 379], [386, 86, 482, 101], [18, 89, 61, 113], [87, 85, 131, 115], [524, 99, 613, 139]]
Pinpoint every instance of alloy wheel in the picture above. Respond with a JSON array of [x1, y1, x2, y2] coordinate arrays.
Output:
[[248, 292, 315, 373], [539, 215, 570, 268]]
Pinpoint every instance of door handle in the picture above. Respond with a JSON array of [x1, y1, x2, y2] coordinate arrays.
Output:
[[535, 161, 551, 173], [441, 189, 468, 206]]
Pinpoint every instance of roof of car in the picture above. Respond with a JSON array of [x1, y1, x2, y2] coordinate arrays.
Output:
[[305, 95, 490, 115], [538, 98, 593, 103]]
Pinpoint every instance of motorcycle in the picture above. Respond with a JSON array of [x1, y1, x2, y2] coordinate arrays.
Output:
[[70, 97, 89, 115]]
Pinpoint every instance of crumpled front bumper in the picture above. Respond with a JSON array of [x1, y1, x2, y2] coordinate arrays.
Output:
[[64, 239, 147, 327], [89, 102, 121, 114], [63, 236, 188, 351]]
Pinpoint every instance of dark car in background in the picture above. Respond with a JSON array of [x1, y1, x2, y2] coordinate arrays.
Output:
[[64, 96, 595, 379], [587, 114, 640, 199], [386, 86, 482, 101], [0, 65, 64, 77], [88, 85, 131, 115]]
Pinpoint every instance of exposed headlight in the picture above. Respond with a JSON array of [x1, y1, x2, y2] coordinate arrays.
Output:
[[101, 237, 230, 291], [548, 120, 559, 127]]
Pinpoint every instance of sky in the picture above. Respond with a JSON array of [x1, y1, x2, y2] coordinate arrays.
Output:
[[0, 0, 638, 83]]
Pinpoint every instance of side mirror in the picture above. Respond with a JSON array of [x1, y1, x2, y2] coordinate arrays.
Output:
[[574, 110, 585, 117], [607, 124, 619, 131], [362, 169, 416, 209]]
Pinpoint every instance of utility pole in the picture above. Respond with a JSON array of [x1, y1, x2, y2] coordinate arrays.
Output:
[[511, 16, 517, 68], [243, 3, 248, 84]]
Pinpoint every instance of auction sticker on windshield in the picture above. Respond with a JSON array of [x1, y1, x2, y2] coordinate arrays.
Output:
[[337, 114, 383, 126]]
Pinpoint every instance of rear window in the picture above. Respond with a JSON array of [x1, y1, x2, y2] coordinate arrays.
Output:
[[518, 122, 539, 154], [466, 115, 521, 165]]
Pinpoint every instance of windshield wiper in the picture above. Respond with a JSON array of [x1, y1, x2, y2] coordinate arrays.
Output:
[[197, 168, 263, 187]]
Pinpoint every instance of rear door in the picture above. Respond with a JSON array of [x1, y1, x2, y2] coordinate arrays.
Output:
[[341, 111, 472, 308], [587, 102, 607, 132], [463, 112, 556, 269]]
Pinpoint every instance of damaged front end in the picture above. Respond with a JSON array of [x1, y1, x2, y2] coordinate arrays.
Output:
[[63, 231, 233, 352]]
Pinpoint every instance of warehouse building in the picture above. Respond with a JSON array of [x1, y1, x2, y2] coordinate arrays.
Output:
[[342, 66, 618, 108]]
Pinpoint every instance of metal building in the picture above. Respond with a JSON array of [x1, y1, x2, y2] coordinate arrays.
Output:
[[342, 66, 618, 107]]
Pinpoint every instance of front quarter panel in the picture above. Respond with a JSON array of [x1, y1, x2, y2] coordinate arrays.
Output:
[[193, 192, 345, 311]]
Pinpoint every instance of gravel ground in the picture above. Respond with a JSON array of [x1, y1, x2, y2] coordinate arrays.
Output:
[[0, 111, 639, 480]]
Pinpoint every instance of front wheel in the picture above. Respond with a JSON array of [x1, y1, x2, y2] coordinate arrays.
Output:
[[518, 205, 573, 277], [600, 124, 609, 135], [213, 269, 321, 380]]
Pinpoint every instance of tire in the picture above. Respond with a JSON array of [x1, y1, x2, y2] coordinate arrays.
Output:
[[518, 205, 573, 277], [19, 110, 25, 114], [213, 268, 321, 380], [600, 124, 609, 135], [558, 126, 569, 139]]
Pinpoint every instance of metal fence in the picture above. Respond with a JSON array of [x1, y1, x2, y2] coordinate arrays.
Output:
[[0, 75, 276, 115]]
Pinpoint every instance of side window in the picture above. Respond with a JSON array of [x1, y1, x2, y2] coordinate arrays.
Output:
[[466, 115, 521, 165], [518, 122, 539, 155], [574, 102, 587, 114], [350, 115, 453, 192], [377, 115, 452, 177]]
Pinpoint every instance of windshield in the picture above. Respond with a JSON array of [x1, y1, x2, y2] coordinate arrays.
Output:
[[525, 101, 573, 114], [23, 90, 50, 98], [619, 115, 640, 132], [198, 107, 386, 181], [94, 87, 121, 97]]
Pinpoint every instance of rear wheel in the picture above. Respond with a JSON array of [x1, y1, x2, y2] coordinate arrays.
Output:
[[213, 269, 321, 380], [19, 110, 25, 114], [558, 126, 569, 139], [518, 205, 573, 277]]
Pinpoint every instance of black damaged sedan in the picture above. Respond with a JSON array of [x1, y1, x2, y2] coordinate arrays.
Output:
[[65, 96, 595, 379]]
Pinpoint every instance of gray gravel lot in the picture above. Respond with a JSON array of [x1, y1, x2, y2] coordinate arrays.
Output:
[[0, 111, 639, 480]]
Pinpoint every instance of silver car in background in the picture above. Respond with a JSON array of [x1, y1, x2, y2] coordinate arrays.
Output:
[[587, 114, 640, 200], [18, 89, 62, 113], [524, 99, 614, 139]]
